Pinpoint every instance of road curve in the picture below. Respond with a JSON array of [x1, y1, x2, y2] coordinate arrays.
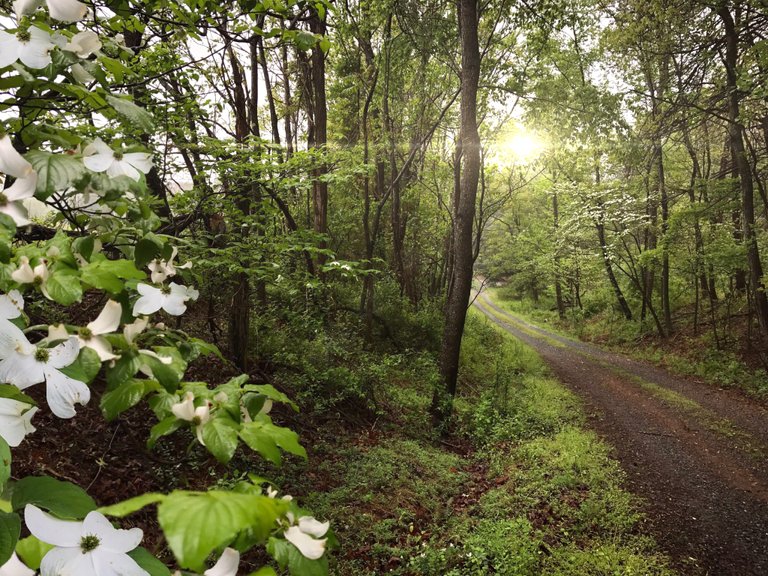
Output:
[[474, 292, 768, 576]]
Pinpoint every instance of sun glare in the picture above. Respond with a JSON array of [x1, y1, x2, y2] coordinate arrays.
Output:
[[493, 127, 547, 167]]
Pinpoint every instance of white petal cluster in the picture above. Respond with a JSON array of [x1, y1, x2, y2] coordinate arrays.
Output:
[[0, 27, 54, 70], [148, 247, 192, 284], [0, 290, 24, 320], [171, 391, 210, 445], [133, 282, 198, 317], [0, 318, 88, 418], [0, 136, 38, 226], [24, 505, 148, 576], [284, 513, 330, 560], [49, 300, 122, 361], [63, 30, 101, 58], [13, 0, 88, 23], [0, 398, 37, 447], [83, 138, 152, 181], [11, 257, 50, 298]]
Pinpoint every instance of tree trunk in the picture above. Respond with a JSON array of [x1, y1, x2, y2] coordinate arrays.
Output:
[[432, 0, 481, 428], [719, 6, 768, 340], [309, 9, 329, 270]]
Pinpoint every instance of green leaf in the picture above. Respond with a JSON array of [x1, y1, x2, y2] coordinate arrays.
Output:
[[200, 416, 239, 464], [106, 350, 140, 388], [244, 384, 298, 411], [106, 95, 155, 133], [0, 385, 35, 406], [101, 378, 160, 421], [141, 347, 186, 392], [127, 547, 171, 576], [93, 256, 146, 279], [45, 266, 82, 305], [158, 491, 287, 572], [25, 151, 86, 200], [147, 416, 184, 449], [99, 493, 165, 517], [239, 423, 281, 465], [59, 346, 101, 384], [134, 236, 162, 269], [239, 419, 307, 465], [11, 476, 96, 519], [0, 437, 10, 487], [15, 535, 52, 570], [0, 512, 20, 566], [80, 264, 123, 293], [250, 568, 278, 576]]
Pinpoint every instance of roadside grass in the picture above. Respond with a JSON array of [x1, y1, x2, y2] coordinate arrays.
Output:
[[293, 312, 675, 575]]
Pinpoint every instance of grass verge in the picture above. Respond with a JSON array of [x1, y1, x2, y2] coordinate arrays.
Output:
[[289, 312, 675, 575]]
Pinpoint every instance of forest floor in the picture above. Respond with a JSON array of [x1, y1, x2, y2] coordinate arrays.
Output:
[[476, 290, 768, 575]]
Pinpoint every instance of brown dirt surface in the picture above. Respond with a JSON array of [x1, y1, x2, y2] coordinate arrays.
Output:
[[475, 292, 768, 576]]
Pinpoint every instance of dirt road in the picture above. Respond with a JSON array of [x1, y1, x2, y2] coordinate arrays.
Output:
[[474, 292, 768, 575]]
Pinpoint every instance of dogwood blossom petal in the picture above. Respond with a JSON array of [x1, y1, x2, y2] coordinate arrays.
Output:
[[44, 368, 90, 418], [0, 136, 33, 179], [284, 526, 327, 560], [0, 33, 18, 69], [46, 337, 79, 369], [171, 392, 195, 421], [11, 257, 35, 284], [0, 552, 36, 576], [92, 550, 147, 575], [132, 284, 163, 316], [83, 511, 143, 553], [122, 152, 153, 175], [0, 399, 37, 446], [82, 138, 115, 172], [204, 548, 239, 576], [39, 546, 85, 575], [47, 323, 69, 342], [63, 30, 100, 57], [298, 516, 330, 538], [0, 351, 43, 389], [106, 160, 140, 181], [46, 0, 88, 22], [84, 336, 117, 361], [24, 505, 82, 547], [88, 300, 122, 335], [0, 318, 33, 357], [19, 28, 55, 69], [13, 0, 44, 19], [164, 283, 190, 316], [0, 290, 24, 320], [123, 317, 148, 345]]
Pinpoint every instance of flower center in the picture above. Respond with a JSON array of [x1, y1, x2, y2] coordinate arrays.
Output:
[[113, 152, 123, 161], [34, 348, 49, 363], [78, 327, 93, 340], [80, 534, 100, 553], [192, 415, 203, 426], [33, 275, 44, 286], [16, 30, 31, 42], [161, 285, 171, 295], [0, 193, 7, 207]]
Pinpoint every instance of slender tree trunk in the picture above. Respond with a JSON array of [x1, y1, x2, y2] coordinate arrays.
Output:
[[432, 0, 481, 428], [553, 191, 565, 319], [719, 6, 768, 340], [309, 9, 329, 270]]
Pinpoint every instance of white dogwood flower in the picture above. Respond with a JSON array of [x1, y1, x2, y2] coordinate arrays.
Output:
[[133, 282, 197, 316], [0, 27, 54, 69], [171, 391, 210, 445], [25, 505, 148, 576], [82, 138, 152, 182], [0, 398, 37, 447], [13, 0, 87, 23], [204, 548, 239, 576], [63, 30, 101, 58], [11, 257, 51, 298], [284, 515, 330, 560], [0, 290, 24, 320], [0, 552, 35, 576], [49, 300, 121, 361], [0, 136, 38, 226], [0, 320, 89, 418], [148, 247, 192, 284]]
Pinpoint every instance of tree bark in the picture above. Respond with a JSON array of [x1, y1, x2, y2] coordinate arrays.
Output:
[[432, 0, 481, 428]]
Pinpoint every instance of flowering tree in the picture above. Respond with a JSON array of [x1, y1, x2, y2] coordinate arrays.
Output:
[[0, 1, 331, 574]]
